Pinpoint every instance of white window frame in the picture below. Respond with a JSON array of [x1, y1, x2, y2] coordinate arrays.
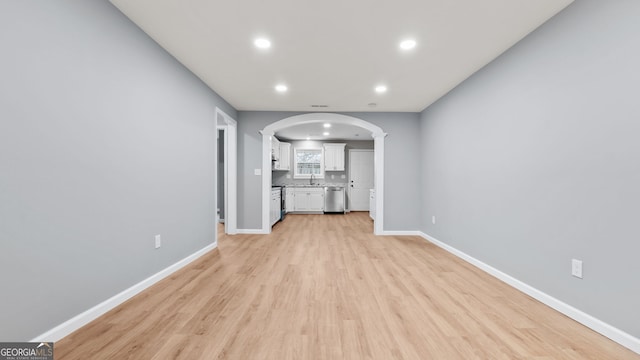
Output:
[[293, 147, 325, 179]]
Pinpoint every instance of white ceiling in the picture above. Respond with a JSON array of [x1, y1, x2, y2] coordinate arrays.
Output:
[[110, 0, 573, 113], [276, 122, 372, 141]]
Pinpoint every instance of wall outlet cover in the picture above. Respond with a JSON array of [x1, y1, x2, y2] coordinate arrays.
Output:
[[286, 174, 291, 179], [571, 259, 583, 279], [341, 174, 346, 179], [254, 169, 261, 176], [155, 234, 161, 249], [432, 216, 436, 224]]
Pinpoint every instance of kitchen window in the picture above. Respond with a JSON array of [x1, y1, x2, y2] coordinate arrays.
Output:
[[293, 148, 324, 179]]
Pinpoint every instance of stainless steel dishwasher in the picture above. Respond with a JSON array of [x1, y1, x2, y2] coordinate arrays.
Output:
[[324, 186, 345, 213]]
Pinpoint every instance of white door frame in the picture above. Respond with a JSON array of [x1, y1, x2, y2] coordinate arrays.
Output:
[[260, 113, 386, 235], [348, 149, 374, 211], [216, 108, 237, 236]]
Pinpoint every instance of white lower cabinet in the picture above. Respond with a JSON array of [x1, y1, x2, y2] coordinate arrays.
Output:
[[293, 188, 324, 212], [308, 191, 324, 211], [270, 188, 281, 227], [294, 192, 307, 211], [285, 188, 295, 213]]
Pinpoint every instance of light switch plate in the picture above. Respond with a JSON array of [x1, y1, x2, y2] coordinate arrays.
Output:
[[155, 234, 161, 249]]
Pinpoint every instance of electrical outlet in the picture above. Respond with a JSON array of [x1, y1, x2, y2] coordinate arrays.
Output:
[[432, 216, 436, 224], [331, 174, 335, 179], [571, 259, 583, 279], [286, 174, 291, 179], [341, 175, 346, 179], [254, 169, 261, 176], [155, 234, 161, 249]]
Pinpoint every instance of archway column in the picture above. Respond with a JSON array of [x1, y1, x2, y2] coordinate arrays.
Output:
[[373, 132, 387, 235], [261, 130, 274, 234]]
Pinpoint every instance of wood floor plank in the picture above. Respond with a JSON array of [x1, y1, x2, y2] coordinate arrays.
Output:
[[55, 213, 639, 359]]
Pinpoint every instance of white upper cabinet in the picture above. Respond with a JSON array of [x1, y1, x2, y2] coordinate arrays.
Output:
[[271, 136, 280, 161], [272, 137, 291, 171], [324, 143, 346, 171], [279, 142, 291, 171]]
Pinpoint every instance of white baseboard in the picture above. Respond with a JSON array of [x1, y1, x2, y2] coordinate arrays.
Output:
[[418, 231, 640, 355], [30, 242, 218, 343], [381, 230, 421, 236], [236, 228, 268, 234]]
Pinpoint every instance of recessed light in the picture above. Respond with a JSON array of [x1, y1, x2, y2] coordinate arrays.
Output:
[[375, 85, 387, 93], [306, 136, 311, 140], [399, 39, 416, 50], [254, 38, 271, 49], [323, 132, 330, 136], [323, 123, 331, 128], [275, 84, 288, 92]]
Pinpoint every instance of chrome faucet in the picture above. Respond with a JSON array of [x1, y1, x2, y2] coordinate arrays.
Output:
[[310, 173, 315, 185]]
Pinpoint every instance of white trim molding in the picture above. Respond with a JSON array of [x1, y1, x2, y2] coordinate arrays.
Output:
[[30, 243, 217, 343], [236, 228, 269, 234], [418, 231, 640, 355], [381, 230, 422, 236], [261, 113, 387, 235]]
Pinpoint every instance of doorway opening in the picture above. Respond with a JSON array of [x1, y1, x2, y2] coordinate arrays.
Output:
[[217, 129, 226, 239], [348, 149, 374, 211], [216, 108, 237, 243], [260, 113, 386, 235]]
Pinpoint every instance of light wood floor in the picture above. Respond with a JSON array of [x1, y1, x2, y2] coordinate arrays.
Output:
[[56, 213, 638, 359]]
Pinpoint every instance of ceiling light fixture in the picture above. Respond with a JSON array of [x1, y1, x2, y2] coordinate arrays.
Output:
[[399, 39, 417, 50], [375, 85, 387, 93], [323, 123, 331, 128], [254, 38, 271, 49], [323, 132, 330, 136], [306, 136, 311, 140], [275, 84, 288, 93]]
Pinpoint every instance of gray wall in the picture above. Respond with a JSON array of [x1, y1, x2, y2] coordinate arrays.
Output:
[[0, 1, 236, 340], [419, 0, 640, 338], [272, 140, 374, 186], [238, 112, 421, 231]]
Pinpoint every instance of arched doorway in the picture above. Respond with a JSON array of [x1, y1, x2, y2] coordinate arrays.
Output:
[[260, 113, 387, 235]]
